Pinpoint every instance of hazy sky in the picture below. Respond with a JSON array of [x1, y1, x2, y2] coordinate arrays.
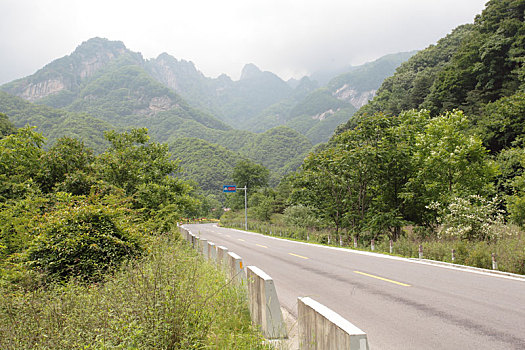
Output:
[[0, 0, 488, 84]]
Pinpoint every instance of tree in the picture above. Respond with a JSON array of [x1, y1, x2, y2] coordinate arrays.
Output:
[[404, 110, 498, 224], [291, 146, 352, 242], [97, 128, 179, 196], [232, 159, 269, 190], [0, 113, 15, 138], [227, 159, 270, 211], [37, 137, 95, 194], [0, 126, 45, 201]]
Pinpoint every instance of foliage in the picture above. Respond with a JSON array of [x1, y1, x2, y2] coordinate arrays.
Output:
[[1, 235, 269, 349], [26, 200, 143, 282], [232, 159, 270, 190], [476, 91, 525, 152], [291, 109, 496, 241], [238, 126, 313, 181], [429, 195, 505, 241], [0, 127, 202, 286], [36, 137, 94, 194], [343, 0, 525, 138], [349, 25, 473, 122], [97, 128, 177, 195], [404, 110, 498, 213], [283, 205, 320, 229], [0, 92, 111, 153], [0, 113, 15, 137], [169, 137, 238, 196], [0, 127, 45, 201]]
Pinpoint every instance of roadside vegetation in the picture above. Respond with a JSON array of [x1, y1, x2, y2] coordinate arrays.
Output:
[[0, 234, 268, 349], [0, 125, 267, 349]]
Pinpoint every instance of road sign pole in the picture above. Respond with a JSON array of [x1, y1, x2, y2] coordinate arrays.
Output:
[[223, 184, 247, 230], [245, 186, 247, 230], [239, 186, 247, 230]]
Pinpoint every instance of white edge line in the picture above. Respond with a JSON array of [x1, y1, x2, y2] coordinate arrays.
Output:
[[202, 224, 525, 283]]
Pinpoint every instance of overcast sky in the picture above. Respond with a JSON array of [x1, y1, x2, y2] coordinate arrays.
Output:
[[0, 0, 488, 84]]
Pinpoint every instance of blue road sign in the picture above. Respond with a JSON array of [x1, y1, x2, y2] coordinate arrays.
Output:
[[223, 185, 237, 193]]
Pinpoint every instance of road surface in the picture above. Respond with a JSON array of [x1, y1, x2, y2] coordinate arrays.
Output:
[[186, 223, 525, 349]]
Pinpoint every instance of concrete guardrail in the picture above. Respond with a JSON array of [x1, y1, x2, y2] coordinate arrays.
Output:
[[199, 238, 208, 258], [178, 224, 368, 347], [216, 245, 229, 268], [246, 265, 287, 339], [207, 241, 217, 261], [298, 297, 369, 350], [227, 251, 245, 284]]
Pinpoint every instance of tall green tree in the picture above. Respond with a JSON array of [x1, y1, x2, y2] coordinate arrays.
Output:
[[0, 127, 45, 201], [404, 110, 498, 224], [0, 113, 15, 138], [37, 137, 95, 194], [228, 159, 270, 210], [232, 159, 269, 190], [97, 128, 178, 195]]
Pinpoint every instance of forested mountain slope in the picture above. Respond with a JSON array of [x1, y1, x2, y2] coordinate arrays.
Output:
[[0, 91, 111, 152], [290, 0, 525, 242], [340, 0, 525, 154], [253, 51, 415, 144]]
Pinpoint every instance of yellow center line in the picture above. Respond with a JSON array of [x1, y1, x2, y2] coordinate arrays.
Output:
[[289, 253, 309, 260], [354, 271, 411, 287], [238, 238, 245, 242], [256, 244, 267, 248]]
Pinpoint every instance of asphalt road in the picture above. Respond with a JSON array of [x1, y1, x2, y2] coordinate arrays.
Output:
[[185, 223, 525, 350]]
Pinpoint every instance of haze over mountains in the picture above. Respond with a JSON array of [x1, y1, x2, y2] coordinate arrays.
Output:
[[0, 37, 414, 194]]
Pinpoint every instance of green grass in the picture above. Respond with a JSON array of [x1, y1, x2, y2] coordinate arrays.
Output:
[[0, 233, 270, 349]]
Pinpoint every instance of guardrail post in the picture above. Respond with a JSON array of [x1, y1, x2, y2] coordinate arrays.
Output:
[[418, 244, 423, 259], [452, 249, 456, 263], [208, 242, 217, 261], [389, 240, 393, 254], [216, 246, 229, 269], [354, 237, 357, 248], [199, 238, 208, 258], [298, 297, 369, 349], [492, 253, 498, 270], [371, 239, 375, 251], [246, 266, 287, 339], [227, 252, 245, 284]]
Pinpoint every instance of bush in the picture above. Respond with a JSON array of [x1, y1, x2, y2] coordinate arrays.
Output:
[[26, 203, 143, 282], [464, 242, 491, 269], [0, 235, 268, 349], [430, 195, 504, 241]]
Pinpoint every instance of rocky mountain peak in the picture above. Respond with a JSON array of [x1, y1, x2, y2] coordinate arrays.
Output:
[[240, 63, 263, 80]]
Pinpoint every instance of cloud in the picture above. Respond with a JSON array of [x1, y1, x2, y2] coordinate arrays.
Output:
[[0, 0, 488, 84]]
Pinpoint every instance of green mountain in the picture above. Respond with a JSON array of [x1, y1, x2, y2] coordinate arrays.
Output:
[[250, 52, 415, 144], [344, 0, 525, 152], [1, 38, 231, 137], [146, 51, 414, 144], [0, 38, 314, 195], [169, 137, 239, 194], [0, 91, 111, 152], [146, 56, 298, 130]]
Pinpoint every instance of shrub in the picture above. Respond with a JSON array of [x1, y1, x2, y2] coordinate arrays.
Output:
[[0, 235, 268, 349], [26, 203, 143, 282], [283, 204, 320, 229], [429, 195, 504, 241]]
